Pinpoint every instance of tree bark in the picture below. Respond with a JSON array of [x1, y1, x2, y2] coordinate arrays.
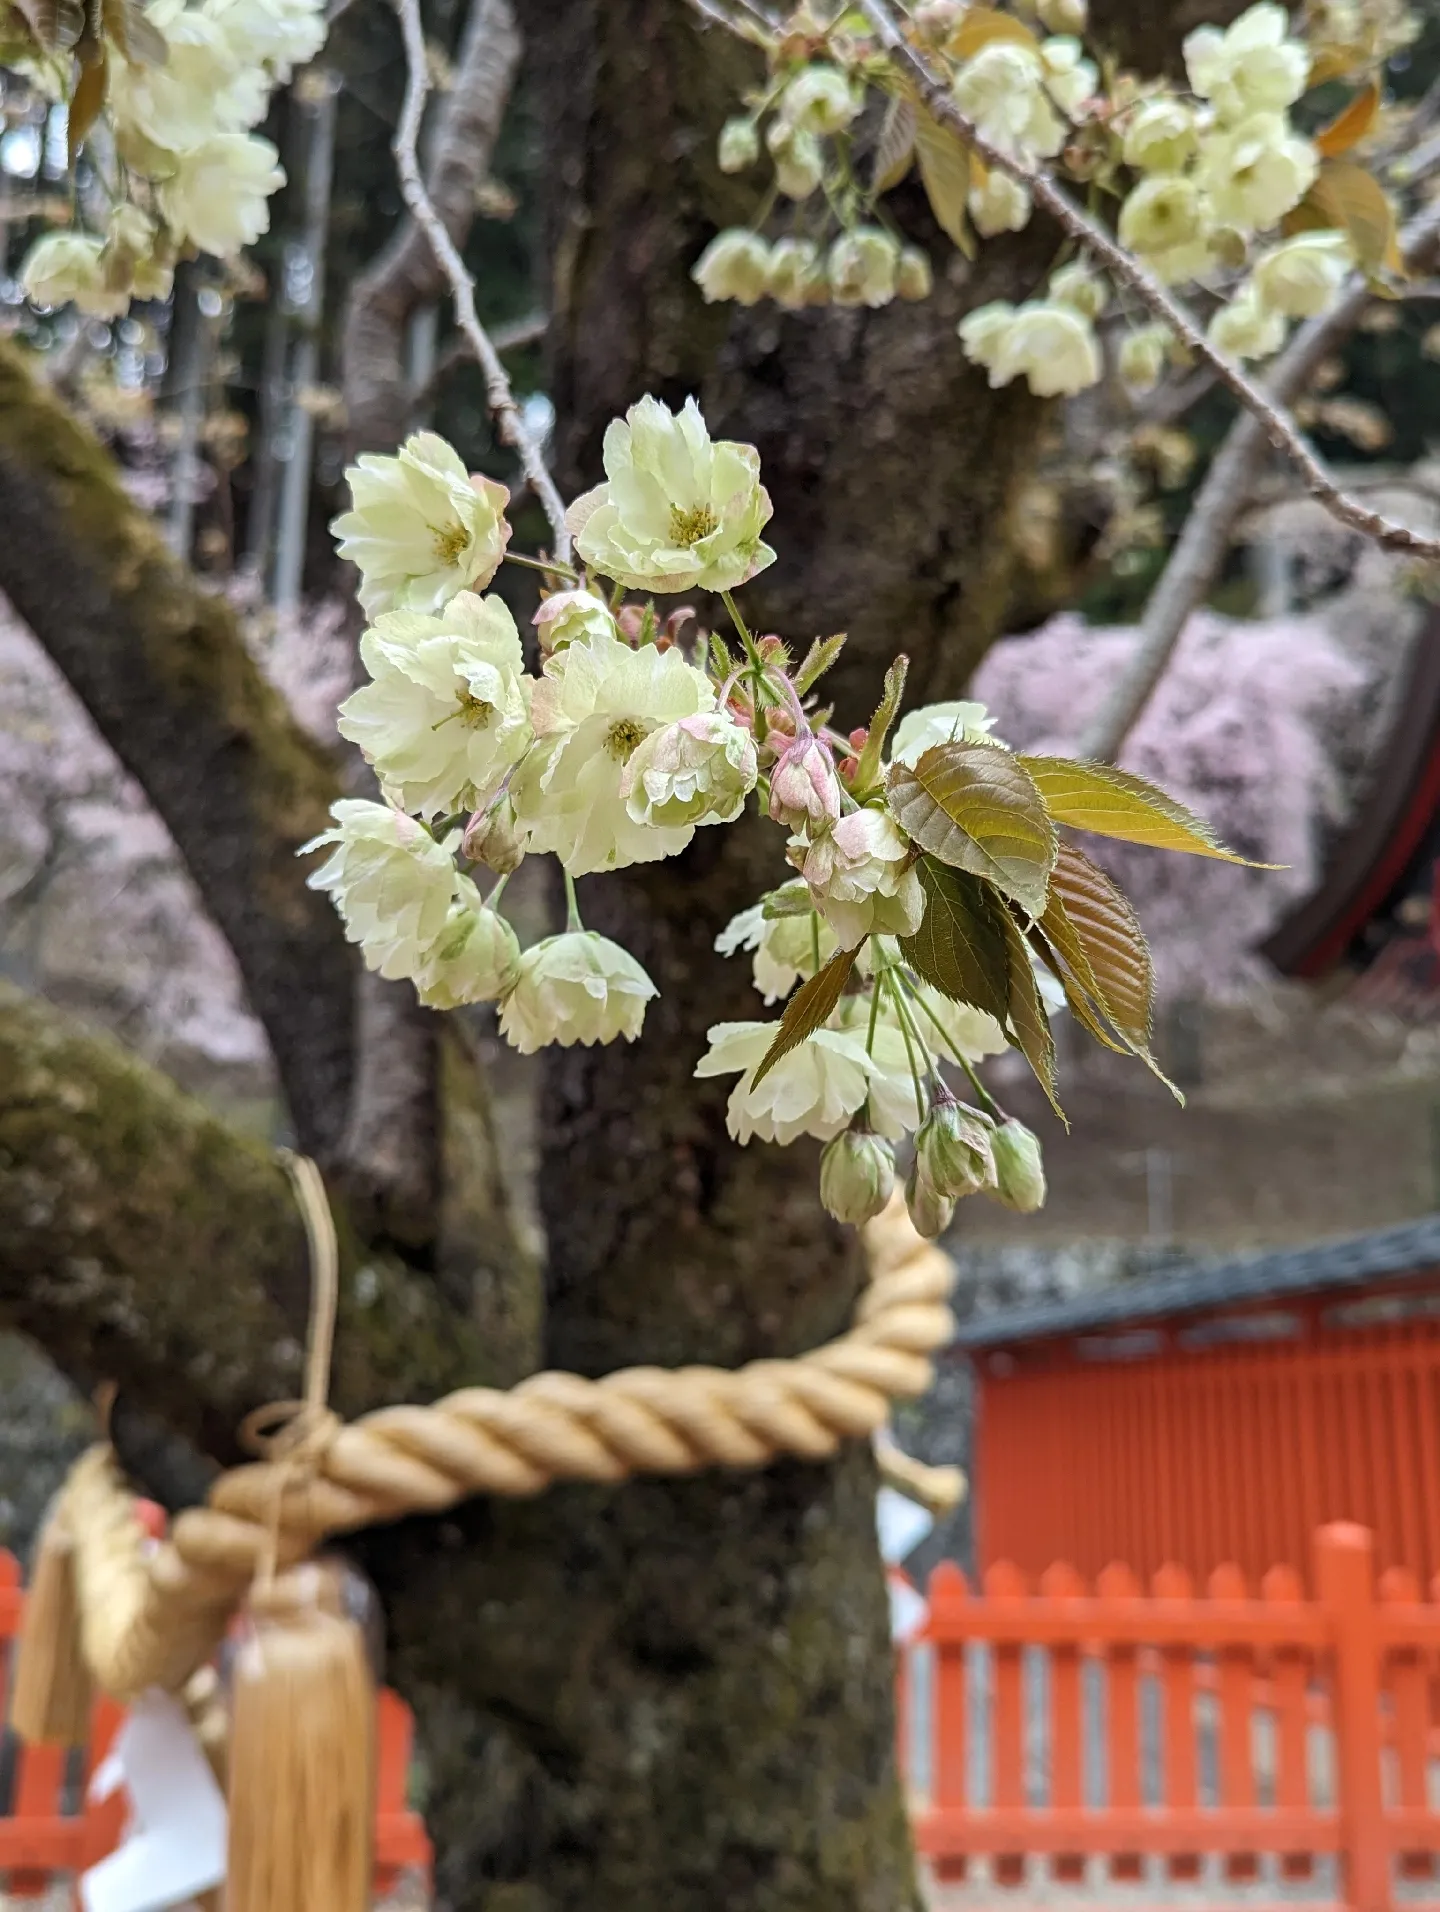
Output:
[[0, 342, 354, 1163], [381, 6, 1056, 1908], [0, 985, 511, 1466]]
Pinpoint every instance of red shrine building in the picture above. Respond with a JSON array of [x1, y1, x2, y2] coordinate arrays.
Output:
[[957, 1216, 1440, 1586]]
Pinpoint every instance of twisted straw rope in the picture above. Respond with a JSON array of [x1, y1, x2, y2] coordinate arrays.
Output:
[[58, 1193, 956, 1703]]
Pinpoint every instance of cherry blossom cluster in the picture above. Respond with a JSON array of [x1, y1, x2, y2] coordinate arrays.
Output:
[[312, 396, 1051, 1236], [9, 0, 325, 315], [694, 0, 1413, 395]]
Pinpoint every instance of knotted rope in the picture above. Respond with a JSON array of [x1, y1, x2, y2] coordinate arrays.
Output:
[[47, 1182, 958, 1704]]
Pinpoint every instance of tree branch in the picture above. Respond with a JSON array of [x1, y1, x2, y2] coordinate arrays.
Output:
[[391, 0, 571, 558], [0, 984, 499, 1475], [343, 0, 522, 457], [0, 341, 356, 1161], [1077, 196, 1440, 761], [854, 0, 1440, 565]]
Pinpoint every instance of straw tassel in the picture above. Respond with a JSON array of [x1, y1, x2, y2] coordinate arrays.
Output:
[[8, 1496, 93, 1746], [226, 1562, 375, 1912]]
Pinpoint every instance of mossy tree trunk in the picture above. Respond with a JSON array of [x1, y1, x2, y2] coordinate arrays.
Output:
[[0, 1, 1185, 1907]]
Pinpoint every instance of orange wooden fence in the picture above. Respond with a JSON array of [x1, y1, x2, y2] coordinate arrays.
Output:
[[898, 1521, 1440, 1908], [0, 1547, 432, 1901]]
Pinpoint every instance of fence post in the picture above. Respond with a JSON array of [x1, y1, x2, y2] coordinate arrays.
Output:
[[1315, 1522, 1391, 1912]]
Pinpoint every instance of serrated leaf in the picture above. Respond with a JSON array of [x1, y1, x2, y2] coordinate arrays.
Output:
[[1042, 842, 1151, 1047], [1019, 756, 1267, 865], [853, 653, 908, 793], [1030, 924, 1130, 1056], [793, 632, 846, 697], [750, 945, 858, 1088], [998, 903, 1065, 1125], [888, 742, 1057, 918], [1304, 159, 1401, 274], [898, 857, 1011, 1024], [914, 106, 973, 256], [945, 8, 1037, 58], [708, 631, 736, 680], [1316, 82, 1380, 158], [12, 0, 84, 48], [67, 46, 107, 168], [872, 94, 916, 194]]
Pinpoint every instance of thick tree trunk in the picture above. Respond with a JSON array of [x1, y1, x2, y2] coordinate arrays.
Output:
[[359, 6, 1056, 1909]]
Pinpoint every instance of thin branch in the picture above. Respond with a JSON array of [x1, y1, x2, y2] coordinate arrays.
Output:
[[391, 0, 570, 560], [1076, 196, 1440, 762], [411, 309, 548, 414], [853, 0, 1440, 566]]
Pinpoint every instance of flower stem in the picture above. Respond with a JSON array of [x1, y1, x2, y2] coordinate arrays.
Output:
[[884, 970, 930, 1130], [909, 982, 1004, 1119], [486, 872, 512, 913], [563, 869, 584, 933], [721, 588, 760, 663], [504, 549, 581, 584]]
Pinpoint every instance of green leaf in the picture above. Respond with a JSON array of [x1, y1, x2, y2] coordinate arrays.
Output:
[[998, 903, 1065, 1125], [1020, 756, 1269, 865], [853, 653, 908, 793], [887, 742, 1057, 918], [914, 105, 974, 256], [750, 945, 858, 1088], [1041, 841, 1151, 1048], [872, 93, 916, 194], [793, 632, 846, 697], [708, 631, 736, 681], [898, 857, 1011, 1024]]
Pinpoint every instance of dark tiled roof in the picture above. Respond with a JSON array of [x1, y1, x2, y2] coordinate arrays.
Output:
[[955, 1213, 1440, 1351]]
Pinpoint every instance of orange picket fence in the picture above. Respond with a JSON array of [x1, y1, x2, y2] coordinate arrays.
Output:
[[897, 1520, 1440, 1907], [0, 1547, 432, 1901]]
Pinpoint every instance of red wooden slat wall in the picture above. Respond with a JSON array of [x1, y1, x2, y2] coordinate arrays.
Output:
[[974, 1305, 1440, 1583]]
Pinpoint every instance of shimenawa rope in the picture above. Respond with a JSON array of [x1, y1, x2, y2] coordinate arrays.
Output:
[[25, 1164, 958, 1707]]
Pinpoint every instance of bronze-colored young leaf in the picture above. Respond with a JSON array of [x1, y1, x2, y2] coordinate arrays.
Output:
[[888, 742, 1057, 918], [872, 94, 916, 194], [749, 945, 858, 1089], [898, 857, 1011, 1024], [997, 904, 1065, 1125], [853, 653, 908, 793], [1020, 756, 1270, 865], [12, 0, 85, 48], [914, 106, 973, 255], [1041, 840, 1152, 1050], [1315, 81, 1380, 158], [1030, 924, 1129, 1056], [1304, 159, 1401, 274], [67, 47, 107, 168], [944, 7, 1037, 57]]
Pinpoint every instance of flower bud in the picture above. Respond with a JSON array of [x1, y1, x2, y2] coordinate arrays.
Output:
[[896, 246, 934, 302], [915, 1096, 996, 1200], [904, 1158, 955, 1240], [820, 1130, 895, 1226], [1117, 323, 1172, 391], [913, 0, 963, 40], [769, 731, 842, 831], [718, 115, 760, 173], [989, 1118, 1047, 1213], [828, 227, 899, 308], [413, 895, 521, 1009], [766, 236, 826, 310], [1038, 0, 1087, 33], [533, 588, 617, 654], [1049, 259, 1107, 320], [463, 794, 526, 875], [692, 227, 771, 306], [768, 122, 824, 201]]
